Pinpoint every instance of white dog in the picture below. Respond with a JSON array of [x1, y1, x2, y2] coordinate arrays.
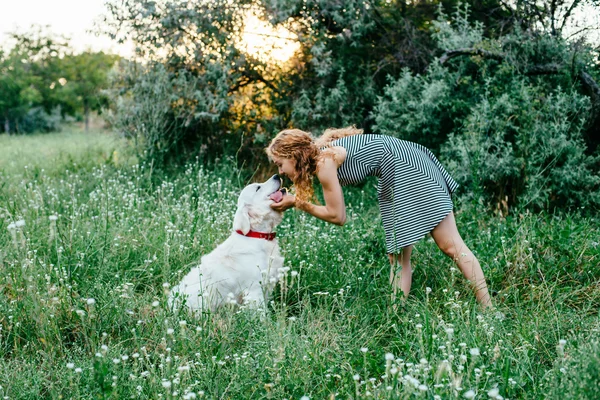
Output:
[[169, 175, 285, 312]]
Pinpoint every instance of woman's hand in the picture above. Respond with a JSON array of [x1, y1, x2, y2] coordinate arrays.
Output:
[[270, 194, 296, 212]]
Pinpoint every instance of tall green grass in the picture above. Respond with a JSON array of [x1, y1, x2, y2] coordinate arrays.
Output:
[[0, 129, 598, 399]]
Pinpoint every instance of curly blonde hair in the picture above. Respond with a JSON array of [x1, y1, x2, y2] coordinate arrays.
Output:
[[266, 126, 363, 202]]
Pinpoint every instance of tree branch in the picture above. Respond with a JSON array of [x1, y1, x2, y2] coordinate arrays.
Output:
[[439, 48, 506, 64], [580, 70, 600, 105], [524, 63, 561, 75], [560, 0, 584, 32]]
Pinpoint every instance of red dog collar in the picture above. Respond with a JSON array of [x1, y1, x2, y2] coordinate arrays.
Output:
[[235, 230, 276, 241]]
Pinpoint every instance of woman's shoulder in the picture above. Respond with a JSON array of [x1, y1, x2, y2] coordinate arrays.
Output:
[[317, 146, 347, 171]]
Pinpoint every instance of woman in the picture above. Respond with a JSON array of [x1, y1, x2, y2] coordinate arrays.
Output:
[[266, 127, 492, 308]]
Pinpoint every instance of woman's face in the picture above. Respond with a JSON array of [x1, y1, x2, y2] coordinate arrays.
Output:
[[271, 155, 297, 180]]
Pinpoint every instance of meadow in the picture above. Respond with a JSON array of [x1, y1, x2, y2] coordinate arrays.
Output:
[[0, 129, 599, 399]]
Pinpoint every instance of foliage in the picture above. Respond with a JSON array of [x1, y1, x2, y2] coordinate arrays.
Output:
[[102, 1, 600, 212], [0, 49, 43, 134], [509, 0, 600, 38], [58, 52, 120, 131], [1, 130, 599, 398], [0, 27, 119, 134], [264, 0, 509, 132], [102, 0, 509, 164], [19, 106, 63, 133], [102, 0, 294, 165], [443, 81, 599, 211], [106, 60, 234, 165], [371, 4, 600, 212], [372, 65, 453, 150]]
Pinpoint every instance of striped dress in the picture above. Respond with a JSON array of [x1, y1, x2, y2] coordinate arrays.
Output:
[[328, 134, 459, 253]]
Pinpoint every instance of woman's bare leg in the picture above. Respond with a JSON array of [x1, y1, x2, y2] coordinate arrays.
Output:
[[388, 245, 413, 303], [431, 212, 492, 308]]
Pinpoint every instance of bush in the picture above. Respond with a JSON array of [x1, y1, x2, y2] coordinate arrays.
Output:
[[372, 65, 452, 150], [443, 82, 600, 211], [106, 60, 233, 166], [18, 106, 63, 133], [371, 4, 600, 212]]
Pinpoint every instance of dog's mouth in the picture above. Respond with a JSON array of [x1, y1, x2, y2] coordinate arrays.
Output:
[[269, 188, 286, 203]]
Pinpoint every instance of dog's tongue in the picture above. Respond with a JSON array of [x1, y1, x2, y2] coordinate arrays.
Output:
[[269, 190, 284, 203]]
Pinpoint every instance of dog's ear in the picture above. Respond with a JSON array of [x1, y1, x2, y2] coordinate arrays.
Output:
[[233, 205, 251, 235]]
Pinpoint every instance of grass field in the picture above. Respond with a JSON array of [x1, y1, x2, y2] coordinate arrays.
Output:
[[1, 128, 599, 399]]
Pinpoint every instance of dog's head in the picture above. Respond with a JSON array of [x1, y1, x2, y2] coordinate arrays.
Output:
[[232, 174, 285, 235]]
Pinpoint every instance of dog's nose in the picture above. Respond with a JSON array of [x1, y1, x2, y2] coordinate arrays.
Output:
[[273, 174, 281, 182]]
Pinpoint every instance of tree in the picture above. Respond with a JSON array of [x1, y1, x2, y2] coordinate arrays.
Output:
[[0, 49, 42, 134], [0, 27, 120, 134], [58, 52, 120, 131], [102, 0, 511, 164], [6, 27, 71, 115]]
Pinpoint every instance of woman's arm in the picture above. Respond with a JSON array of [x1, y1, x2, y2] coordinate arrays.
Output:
[[270, 147, 347, 225], [295, 156, 346, 225]]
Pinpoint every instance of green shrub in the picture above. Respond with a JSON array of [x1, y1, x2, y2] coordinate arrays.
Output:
[[372, 65, 452, 150], [443, 82, 599, 211], [371, 4, 600, 212], [106, 60, 233, 166], [18, 106, 63, 133]]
